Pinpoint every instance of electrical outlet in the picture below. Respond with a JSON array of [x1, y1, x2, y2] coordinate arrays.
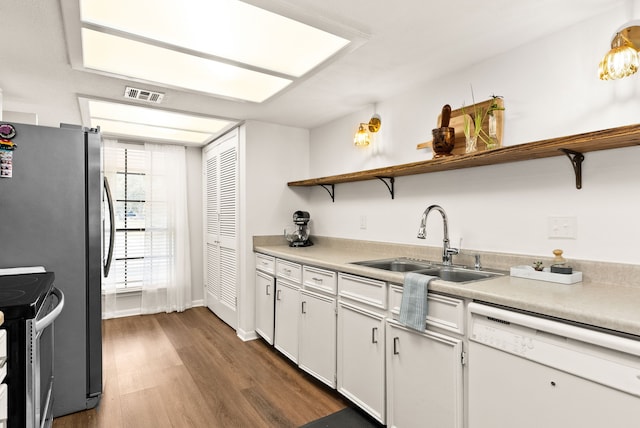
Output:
[[548, 216, 577, 239], [360, 215, 367, 230]]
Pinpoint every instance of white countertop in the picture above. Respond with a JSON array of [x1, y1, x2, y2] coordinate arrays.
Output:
[[254, 241, 640, 337]]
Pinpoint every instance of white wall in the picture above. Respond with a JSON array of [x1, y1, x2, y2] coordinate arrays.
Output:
[[302, 9, 640, 265], [186, 146, 204, 304], [237, 120, 310, 337]]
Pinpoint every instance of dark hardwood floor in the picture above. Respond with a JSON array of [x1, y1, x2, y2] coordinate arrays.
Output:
[[53, 307, 348, 427]]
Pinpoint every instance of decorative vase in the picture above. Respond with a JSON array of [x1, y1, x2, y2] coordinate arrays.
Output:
[[465, 135, 477, 153], [486, 114, 498, 149]]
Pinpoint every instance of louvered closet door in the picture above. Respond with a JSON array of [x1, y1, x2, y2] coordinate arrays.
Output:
[[204, 130, 239, 329]]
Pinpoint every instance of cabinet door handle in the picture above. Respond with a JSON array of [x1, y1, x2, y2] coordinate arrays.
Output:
[[265, 284, 270, 295], [371, 327, 378, 344], [312, 277, 323, 283], [393, 337, 400, 355], [301, 301, 306, 314], [276, 289, 282, 301]]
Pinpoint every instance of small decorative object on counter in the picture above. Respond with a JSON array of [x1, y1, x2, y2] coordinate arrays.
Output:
[[552, 249, 566, 265], [551, 249, 573, 274], [532, 261, 544, 271]]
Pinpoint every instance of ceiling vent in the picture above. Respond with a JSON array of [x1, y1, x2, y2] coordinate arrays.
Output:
[[123, 86, 165, 104]]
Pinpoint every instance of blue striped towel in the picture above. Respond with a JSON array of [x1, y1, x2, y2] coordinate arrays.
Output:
[[398, 272, 435, 331]]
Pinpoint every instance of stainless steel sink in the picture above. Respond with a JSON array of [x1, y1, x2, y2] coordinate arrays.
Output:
[[351, 258, 504, 283], [351, 258, 433, 272], [416, 266, 499, 283]]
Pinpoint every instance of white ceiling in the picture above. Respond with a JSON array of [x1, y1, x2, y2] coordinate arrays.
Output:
[[0, 0, 625, 143]]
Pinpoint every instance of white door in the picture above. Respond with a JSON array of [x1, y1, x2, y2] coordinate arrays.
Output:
[[204, 130, 238, 328], [299, 290, 337, 388], [386, 320, 463, 428]]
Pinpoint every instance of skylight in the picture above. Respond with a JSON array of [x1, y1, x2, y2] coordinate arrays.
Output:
[[82, 99, 237, 145], [79, 0, 351, 102]]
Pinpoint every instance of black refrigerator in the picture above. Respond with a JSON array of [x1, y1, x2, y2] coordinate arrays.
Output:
[[0, 122, 103, 416]]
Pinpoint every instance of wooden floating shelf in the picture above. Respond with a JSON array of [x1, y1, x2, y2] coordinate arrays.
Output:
[[287, 124, 640, 199]]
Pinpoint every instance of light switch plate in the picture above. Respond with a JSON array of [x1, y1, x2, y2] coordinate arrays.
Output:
[[548, 216, 577, 239]]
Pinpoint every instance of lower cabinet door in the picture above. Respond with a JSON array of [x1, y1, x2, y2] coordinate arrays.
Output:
[[274, 280, 300, 363], [386, 320, 463, 428], [255, 270, 275, 344], [337, 301, 386, 423], [299, 290, 336, 388]]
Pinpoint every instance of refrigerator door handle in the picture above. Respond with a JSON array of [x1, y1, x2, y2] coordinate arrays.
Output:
[[103, 177, 115, 277]]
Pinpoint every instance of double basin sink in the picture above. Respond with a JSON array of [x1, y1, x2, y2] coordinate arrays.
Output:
[[351, 257, 504, 283]]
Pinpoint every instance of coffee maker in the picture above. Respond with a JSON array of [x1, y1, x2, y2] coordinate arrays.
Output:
[[284, 210, 313, 247]]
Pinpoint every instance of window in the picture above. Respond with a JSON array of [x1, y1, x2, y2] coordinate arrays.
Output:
[[104, 144, 147, 290]]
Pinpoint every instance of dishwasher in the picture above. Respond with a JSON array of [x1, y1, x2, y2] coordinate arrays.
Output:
[[468, 302, 640, 428]]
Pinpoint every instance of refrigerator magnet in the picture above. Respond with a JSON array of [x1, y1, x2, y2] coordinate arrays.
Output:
[[0, 150, 12, 178], [0, 124, 16, 140]]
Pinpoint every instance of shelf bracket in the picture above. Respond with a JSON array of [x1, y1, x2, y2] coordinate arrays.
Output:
[[319, 184, 335, 202], [376, 176, 395, 199], [560, 149, 584, 189]]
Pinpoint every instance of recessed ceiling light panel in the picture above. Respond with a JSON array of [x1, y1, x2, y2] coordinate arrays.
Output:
[[82, 29, 292, 103], [80, 0, 350, 78], [77, 0, 353, 102], [83, 98, 238, 145]]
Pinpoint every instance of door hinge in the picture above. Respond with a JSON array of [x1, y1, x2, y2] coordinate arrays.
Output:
[[461, 351, 467, 366]]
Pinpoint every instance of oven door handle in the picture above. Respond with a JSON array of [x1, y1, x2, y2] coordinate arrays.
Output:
[[35, 287, 65, 333]]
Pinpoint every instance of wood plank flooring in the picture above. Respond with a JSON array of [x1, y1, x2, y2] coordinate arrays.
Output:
[[53, 307, 348, 428]]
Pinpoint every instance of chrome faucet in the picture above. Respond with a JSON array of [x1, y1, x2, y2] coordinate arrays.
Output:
[[417, 204, 459, 266]]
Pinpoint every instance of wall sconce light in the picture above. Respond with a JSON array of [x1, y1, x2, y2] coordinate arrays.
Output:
[[599, 21, 640, 80], [353, 115, 381, 147]]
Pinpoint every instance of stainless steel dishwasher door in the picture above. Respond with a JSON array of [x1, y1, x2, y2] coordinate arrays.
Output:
[[468, 302, 640, 428]]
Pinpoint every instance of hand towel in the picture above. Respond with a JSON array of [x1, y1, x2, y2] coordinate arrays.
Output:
[[398, 272, 435, 331]]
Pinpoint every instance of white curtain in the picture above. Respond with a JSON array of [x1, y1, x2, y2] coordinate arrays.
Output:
[[102, 139, 120, 319], [101, 140, 192, 318], [141, 143, 192, 314]]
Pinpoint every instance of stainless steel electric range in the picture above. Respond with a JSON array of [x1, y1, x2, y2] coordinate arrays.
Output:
[[0, 272, 64, 428]]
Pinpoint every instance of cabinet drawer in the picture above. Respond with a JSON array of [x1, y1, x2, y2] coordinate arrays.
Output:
[[255, 253, 275, 274], [389, 285, 464, 335], [276, 259, 302, 283], [338, 273, 386, 309], [303, 266, 337, 295]]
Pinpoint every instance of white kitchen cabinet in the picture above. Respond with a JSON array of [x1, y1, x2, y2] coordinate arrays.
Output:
[[386, 319, 463, 428], [299, 289, 336, 388], [337, 299, 386, 423], [255, 270, 275, 345], [274, 278, 300, 363], [337, 273, 387, 423], [203, 130, 238, 328], [255, 254, 275, 344]]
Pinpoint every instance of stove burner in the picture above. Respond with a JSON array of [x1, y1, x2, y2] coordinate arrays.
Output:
[[0, 272, 55, 319], [0, 289, 27, 302], [0, 275, 39, 287]]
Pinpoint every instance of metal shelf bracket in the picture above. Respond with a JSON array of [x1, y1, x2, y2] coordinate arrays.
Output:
[[560, 149, 584, 189], [376, 176, 395, 199], [319, 184, 335, 202]]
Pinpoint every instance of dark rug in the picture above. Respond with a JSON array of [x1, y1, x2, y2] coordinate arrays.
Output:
[[300, 407, 381, 428]]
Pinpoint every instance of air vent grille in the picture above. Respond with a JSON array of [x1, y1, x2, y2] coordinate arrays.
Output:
[[124, 86, 165, 104]]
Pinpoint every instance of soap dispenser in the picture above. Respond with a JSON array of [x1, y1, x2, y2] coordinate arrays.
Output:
[[551, 249, 572, 274]]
